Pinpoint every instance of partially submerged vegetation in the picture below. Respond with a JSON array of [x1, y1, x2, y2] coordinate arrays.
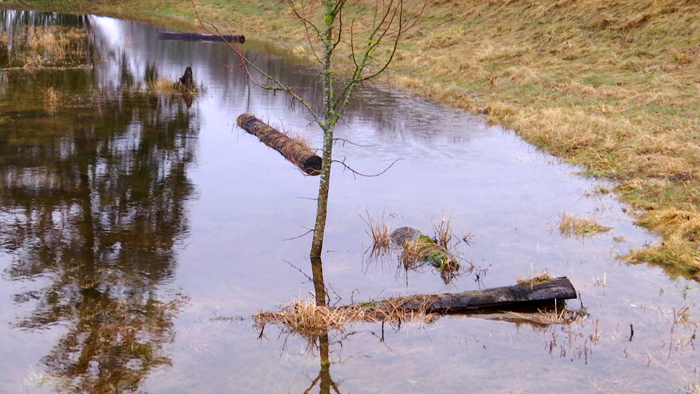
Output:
[[365, 217, 471, 283], [558, 212, 612, 238], [253, 298, 435, 336], [11, 0, 700, 278]]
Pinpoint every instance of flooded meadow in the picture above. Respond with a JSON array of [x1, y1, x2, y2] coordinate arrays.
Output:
[[0, 10, 699, 393]]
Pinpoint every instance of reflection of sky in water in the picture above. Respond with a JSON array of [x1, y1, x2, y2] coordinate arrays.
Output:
[[0, 13, 698, 394]]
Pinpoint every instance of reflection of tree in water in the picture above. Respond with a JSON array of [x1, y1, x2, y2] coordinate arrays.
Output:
[[0, 29, 197, 391], [305, 257, 341, 394]]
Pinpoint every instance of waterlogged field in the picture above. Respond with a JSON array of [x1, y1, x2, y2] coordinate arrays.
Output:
[[0, 11, 699, 393]]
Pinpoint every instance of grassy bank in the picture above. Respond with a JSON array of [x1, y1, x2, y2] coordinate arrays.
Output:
[[13, 0, 700, 279]]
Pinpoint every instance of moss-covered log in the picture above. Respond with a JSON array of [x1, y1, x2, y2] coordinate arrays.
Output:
[[237, 113, 322, 175], [158, 31, 245, 43], [359, 277, 577, 313]]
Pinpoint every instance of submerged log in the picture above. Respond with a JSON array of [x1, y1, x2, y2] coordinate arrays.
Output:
[[158, 31, 245, 43], [361, 277, 577, 313], [237, 113, 322, 175]]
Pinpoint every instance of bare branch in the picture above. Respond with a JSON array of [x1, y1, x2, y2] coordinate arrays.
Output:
[[333, 137, 376, 148], [283, 259, 314, 283], [289, 0, 322, 64], [332, 158, 403, 179], [282, 228, 315, 241]]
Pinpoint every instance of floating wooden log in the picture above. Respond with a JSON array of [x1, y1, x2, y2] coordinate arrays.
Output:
[[360, 277, 577, 314], [237, 113, 322, 175], [158, 31, 245, 43]]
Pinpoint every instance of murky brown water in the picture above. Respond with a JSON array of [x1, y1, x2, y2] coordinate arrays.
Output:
[[0, 10, 698, 393]]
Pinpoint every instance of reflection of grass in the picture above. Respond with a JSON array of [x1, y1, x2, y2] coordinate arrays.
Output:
[[559, 213, 612, 238], [13, 26, 87, 70], [42, 87, 61, 115]]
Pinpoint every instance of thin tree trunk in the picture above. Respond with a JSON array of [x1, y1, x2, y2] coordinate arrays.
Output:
[[310, 2, 337, 259]]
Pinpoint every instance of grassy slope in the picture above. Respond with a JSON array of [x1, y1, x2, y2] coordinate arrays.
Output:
[[17, 0, 700, 279]]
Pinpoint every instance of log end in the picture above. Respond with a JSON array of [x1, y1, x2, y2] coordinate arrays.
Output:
[[302, 155, 322, 175]]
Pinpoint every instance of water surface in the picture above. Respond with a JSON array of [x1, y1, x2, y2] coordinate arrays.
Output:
[[0, 11, 698, 393]]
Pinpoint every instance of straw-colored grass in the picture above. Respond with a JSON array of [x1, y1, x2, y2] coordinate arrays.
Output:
[[559, 213, 612, 238], [42, 87, 61, 115], [149, 77, 179, 94], [517, 272, 554, 287], [362, 211, 392, 258], [432, 217, 453, 249], [253, 297, 434, 335]]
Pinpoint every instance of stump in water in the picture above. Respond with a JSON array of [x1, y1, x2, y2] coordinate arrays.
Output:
[[179, 66, 194, 91], [237, 113, 322, 175], [177, 66, 194, 108]]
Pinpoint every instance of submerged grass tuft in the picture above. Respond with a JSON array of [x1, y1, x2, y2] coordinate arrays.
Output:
[[559, 213, 612, 238]]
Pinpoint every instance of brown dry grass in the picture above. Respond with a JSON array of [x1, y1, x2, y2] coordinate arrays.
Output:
[[148, 77, 178, 94], [517, 272, 554, 287], [34, 0, 700, 278], [433, 217, 452, 249], [362, 211, 392, 258], [253, 297, 434, 335], [559, 212, 612, 238]]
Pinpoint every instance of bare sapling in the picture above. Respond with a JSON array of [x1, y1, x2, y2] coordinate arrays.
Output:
[[190, 0, 424, 259]]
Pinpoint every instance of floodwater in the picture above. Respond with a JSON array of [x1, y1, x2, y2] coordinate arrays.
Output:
[[0, 10, 698, 394]]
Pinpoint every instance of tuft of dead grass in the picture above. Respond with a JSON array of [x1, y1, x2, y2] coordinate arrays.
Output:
[[362, 211, 392, 258], [432, 217, 452, 249], [517, 272, 554, 287], [148, 77, 179, 94], [253, 297, 434, 335], [559, 213, 612, 238]]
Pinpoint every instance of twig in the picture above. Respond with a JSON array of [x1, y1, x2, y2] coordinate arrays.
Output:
[[283, 259, 314, 282], [282, 228, 315, 241], [332, 158, 403, 179]]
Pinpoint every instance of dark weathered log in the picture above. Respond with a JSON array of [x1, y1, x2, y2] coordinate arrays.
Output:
[[158, 31, 245, 43], [237, 113, 322, 175], [366, 277, 577, 313]]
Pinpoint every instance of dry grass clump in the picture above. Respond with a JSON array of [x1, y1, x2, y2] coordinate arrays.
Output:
[[517, 272, 553, 287], [362, 211, 392, 258], [253, 298, 434, 335], [42, 87, 61, 115], [559, 213, 612, 238], [433, 217, 452, 249], [148, 77, 179, 94]]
